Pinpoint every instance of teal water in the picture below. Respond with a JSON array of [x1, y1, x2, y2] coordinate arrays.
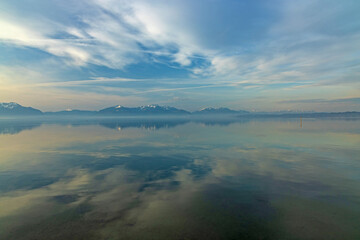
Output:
[[0, 118, 359, 239]]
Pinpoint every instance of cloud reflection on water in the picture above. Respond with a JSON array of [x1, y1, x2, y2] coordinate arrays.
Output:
[[0, 118, 359, 239]]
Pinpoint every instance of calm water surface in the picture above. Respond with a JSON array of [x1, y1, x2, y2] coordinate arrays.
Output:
[[0, 118, 359, 240]]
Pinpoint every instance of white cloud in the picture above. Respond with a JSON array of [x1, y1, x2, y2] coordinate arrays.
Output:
[[0, 0, 359, 111], [0, 0, 208, 68]]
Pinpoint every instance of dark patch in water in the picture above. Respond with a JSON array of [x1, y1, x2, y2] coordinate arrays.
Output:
[[52, 195, 79, 204], [0, 172, 56, 193]]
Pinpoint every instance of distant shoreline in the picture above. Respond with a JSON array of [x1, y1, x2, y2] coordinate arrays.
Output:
[[1, 112, 360, 119]]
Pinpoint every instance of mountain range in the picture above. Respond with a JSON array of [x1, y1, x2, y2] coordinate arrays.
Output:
[[0, 103, 249, 116], [0, 102, 359, 118], [99, 105, 191, 115]]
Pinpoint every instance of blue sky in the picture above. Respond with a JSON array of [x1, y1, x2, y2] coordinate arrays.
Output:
[[0, 0, 359, 111]]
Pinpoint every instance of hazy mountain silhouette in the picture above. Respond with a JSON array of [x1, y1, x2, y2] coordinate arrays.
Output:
[[0, 102, 42, 115], [1, 102, 359, 118], [193, 107, 249, 115], [44, 110, 97, 116]]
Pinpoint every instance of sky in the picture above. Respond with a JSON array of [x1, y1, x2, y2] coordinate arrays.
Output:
[[0, 0, 359, 112]]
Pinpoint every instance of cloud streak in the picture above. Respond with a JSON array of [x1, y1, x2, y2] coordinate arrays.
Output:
[[0, 0, 359, 111]]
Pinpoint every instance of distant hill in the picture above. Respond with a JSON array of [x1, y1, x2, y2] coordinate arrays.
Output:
[[193, 107, 249, 115], [44, 110, 97, 116], [250, 111, 360, 118], [98, 105, 190, 115], [0, 102, 42, 115]]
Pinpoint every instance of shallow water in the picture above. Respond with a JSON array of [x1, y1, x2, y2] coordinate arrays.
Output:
[[0, 118, 359, 240]]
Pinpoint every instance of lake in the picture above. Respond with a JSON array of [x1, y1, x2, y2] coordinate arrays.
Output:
[[0, 117, 359, 240]]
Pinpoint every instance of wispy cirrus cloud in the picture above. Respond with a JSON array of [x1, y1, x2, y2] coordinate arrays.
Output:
[[279, 97, 360, 104], [0, 0, 359, 111]]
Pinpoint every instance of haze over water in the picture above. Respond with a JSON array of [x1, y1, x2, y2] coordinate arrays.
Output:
[[0, 117, 359, 239]]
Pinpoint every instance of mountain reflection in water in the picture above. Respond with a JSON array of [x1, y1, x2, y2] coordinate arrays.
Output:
[[0, 118, 359, 240]]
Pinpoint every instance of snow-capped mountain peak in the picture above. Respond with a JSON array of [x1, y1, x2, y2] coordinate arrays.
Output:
[[0, 102, 21, 109], [141, 104, 161, 109], [0, 102, 42, 115], [98, 104, 190, 115]]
